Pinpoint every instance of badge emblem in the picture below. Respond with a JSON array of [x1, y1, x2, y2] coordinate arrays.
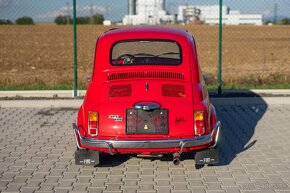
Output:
[[108, 115, 123, 122]]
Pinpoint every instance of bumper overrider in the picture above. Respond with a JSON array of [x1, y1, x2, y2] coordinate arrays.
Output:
[[72, 121, 221, 155]]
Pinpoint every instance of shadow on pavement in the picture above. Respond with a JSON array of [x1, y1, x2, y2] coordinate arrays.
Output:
[[96, 91, 268, 167], [211, 91, 268, 166], [96, 153, 132, 167]]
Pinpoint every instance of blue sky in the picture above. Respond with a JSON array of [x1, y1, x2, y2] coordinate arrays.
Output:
[[0, 0, 289, 22]]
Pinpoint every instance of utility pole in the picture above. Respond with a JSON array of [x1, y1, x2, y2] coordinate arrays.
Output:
[[90, 0, 94, 24], [66, 1, 70, 25], [274, 3, 278, 24]]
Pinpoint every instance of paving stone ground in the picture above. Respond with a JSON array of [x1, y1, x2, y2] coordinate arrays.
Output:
[[1, 103, 290, 193]]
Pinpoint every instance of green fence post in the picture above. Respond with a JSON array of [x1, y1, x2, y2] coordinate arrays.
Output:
[[73, 0, 78, 97], [218, 0, 223, 95]]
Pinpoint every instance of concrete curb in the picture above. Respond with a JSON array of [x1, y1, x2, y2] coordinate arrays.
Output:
[[0, 97, 289, 108], [0, 89, 290, 98], [215, 89, 290, 95], [211, 97, 290, 105], [0, 99, 83, 108], [0, 90, 87, 98]]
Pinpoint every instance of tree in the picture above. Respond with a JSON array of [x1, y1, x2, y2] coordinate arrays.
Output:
[[54, 14, 104, 25], [76, 16, 90, 24], [91, 14, 104, 24], [16, 16, 34, 25], [54, 15, 72, 25], [70, 15, 104, 24], [280, 18, 290, 25], [0, 19, 13, 25]]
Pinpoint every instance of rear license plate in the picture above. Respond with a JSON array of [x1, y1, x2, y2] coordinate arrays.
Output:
[[126, 109, 168, 134]]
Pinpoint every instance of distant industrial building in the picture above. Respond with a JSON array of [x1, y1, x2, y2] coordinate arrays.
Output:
[[123, 1, 263, 26], [178, 5, 263, 25], [123, 0, 174, 25]]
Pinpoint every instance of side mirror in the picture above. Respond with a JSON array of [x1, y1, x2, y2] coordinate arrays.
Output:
[[87, 76, 91, 82]]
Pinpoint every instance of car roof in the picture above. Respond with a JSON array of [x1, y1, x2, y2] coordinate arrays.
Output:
[[101, 26, 190, 42], [92, 26, 199, 83]]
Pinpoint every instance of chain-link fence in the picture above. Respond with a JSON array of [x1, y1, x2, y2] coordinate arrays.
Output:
[[0, 0, 289, 90]]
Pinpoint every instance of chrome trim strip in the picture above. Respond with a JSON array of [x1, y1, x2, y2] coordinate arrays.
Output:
[[72, 123, 85, 150], [210, 121, 221, 148], [72, 121, 221, 155]]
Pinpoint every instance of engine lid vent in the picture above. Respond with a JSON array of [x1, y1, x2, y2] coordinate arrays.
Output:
[[108, 71, 184, 81]]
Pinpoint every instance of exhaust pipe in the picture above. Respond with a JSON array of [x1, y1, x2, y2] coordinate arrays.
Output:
[[172, 152, 181, 165]]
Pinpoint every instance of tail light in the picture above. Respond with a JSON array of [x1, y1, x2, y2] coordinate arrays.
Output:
[[194, 111, 205, 136], [162, 84, 185, 97], [109, 84, 131, 97], [88, 111, 98, 136]]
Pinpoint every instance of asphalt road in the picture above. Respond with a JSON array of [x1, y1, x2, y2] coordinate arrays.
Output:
[[0, 103, 290, 193]]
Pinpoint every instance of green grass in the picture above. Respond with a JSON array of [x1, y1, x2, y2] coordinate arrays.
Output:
[[0, 83, 289, 91], [207, 83, 290, 90]]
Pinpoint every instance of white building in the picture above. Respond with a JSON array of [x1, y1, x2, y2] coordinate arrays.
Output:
[[178, 5, 262, 25], [123, 0, 174, 25]]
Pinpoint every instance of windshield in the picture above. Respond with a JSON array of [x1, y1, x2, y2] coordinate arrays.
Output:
[[111, 40, 182, 66]]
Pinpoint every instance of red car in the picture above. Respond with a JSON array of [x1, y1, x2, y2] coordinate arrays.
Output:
[[73, 26, 221, 166]]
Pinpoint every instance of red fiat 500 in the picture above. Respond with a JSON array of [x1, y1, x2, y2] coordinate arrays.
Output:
[[73, 26, 221, 166]]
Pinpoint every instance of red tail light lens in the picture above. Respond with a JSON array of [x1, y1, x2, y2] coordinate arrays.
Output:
[[88, 111, 98, 136], [162, 84, 185, 97], [194, 111, 205, 136], [109, 84, 132, 97]]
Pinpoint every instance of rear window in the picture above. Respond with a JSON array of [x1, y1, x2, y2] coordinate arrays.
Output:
[[111, 40, 182, 66]]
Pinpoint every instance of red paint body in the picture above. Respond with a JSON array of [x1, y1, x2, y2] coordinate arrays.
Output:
[[76, 26, 218, 154]]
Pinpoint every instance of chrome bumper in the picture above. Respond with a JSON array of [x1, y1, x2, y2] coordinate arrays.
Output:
[[72, 121, 221, 155]]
